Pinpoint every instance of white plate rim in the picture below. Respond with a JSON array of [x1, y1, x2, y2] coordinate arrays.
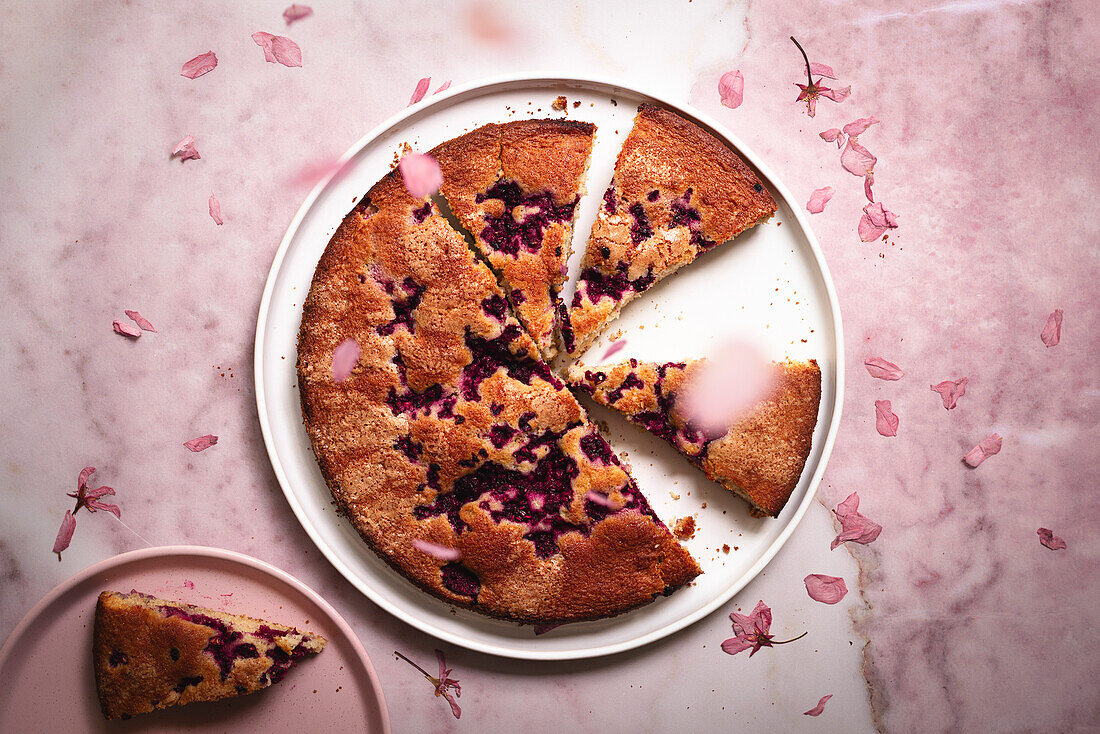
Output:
[[253, 72, 845, 661], [0, 545, 392, 733]]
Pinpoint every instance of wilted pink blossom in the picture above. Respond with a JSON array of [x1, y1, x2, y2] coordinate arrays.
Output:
[[53, 467, 121, 560], [830, 492, 882, 550], [721, 600, 806, 657], [858, 201, 899, 241], [930, 378, 967, 409], [1037, 527, 1067, 550], [718, 70, 744, 109], [395, 649, 462, 719]]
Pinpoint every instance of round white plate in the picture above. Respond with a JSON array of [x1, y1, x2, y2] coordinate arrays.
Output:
[[255, 74, 843, 660]]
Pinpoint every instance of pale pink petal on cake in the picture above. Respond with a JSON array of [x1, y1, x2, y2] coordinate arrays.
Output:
[[809, 62, 836, 79], [1041, 308, 1063, 347], [804, 694, 833, 717], [332, 337, 360, 382], [283, 4, 313, 24], [718, 70, 745, 109], [184, 434, 219, 452], [843, 116, 879, 138], [804, 574, 848, 604], [1037, 527, 1067, 550], [171, 134, 200, 162], [821, 85, 851, 103], [398, 151, 443, 198], [409, 77, 431, 105], [864, 172, 875, 202], [677, 341, 775, 434], [831, 492, 883, 550], [874, 399, 898, 437], [52, 510, 76, 558], [819, 128, 841, 143], [841, 139, 876, 177], [963, 433, 1002, 467], [930, 377, 968, 409], [585, 490, 622, 509], [864, 356, 903, 381], [180, 51, 218, 79], [208, 192, 223, 225], [124, 310, 156, 332], [113, 320, 141, 338], [806, 186, 834, 214], [601, 339, 627, 361], [434, 80, 452, 94], [411, 539, 461, 561]]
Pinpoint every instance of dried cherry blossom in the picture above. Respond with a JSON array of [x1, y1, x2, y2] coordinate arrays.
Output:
[[434, 80, 452, 94], [252, 31, 302, 67], [874, 399, 898, 437], [184, 434, 219, 452], [791, 37, 850, 117], [718, 70, 744, 109], [809, 62, 836, 79], [1037, 527, 1067, 550], [332, 337, 361, 381], [124, 310, 156, 332], [409, 77, 431, 105], [930, 377, 967, 409], [171, 134, 200, 162], [864, 171, 875, 202], [804, 694, 833, 717], [180, 51, 218, 79], [721, 600, 806, 657], [209, 193, 223, 225], [1041, 309, 1063, 347], [283, 4, 313, 23], [806, 186, 834, 214], [841, 139, 876, 177], [963, 434, 1001, 467], [819, 128, 845, 149], [113, 320, 141, 338], [52, 467, 121, 560], [804, 574, 848, 604], [858, 201, 899, 241], [830, 492, 882, 550], [398, 151, 443, 198], [395, 649, 462, 719], [842, 117, 879, 138], [864, 356, 903, 381]]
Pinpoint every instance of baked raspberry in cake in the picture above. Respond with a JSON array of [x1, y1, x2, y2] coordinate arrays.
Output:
[[569, 359, 821, 517], [563, 105, 777, 355], [93, 590, 326, 720], [297, 169, 699, 624], [432, 120, 595, 359]]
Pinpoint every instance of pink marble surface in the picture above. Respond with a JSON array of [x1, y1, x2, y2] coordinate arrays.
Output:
[[2, 1, 1097, 732]]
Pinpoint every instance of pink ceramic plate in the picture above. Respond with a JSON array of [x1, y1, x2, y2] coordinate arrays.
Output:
[[0, 546, 390, 733]]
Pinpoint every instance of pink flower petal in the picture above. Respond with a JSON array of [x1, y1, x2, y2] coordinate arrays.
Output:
[[804, 574, 848, 604], [806, 186, 834, 214], [411, 539, 461, 561], [180, 51, 218, 79], [819, 128, 841, 142], [1041, 309, 1063, 347], [86, 497, 121, 519], [184, 434, 219, 452], [841, 139, 876, 177], [858, 201, 899, 242], [963, 433, 1001, 467], [113, 320, 141, 338], [804, 694, 833, 717], [434, 80, 452, 94], [83, 484, 114, 501], [124, 310, 156, 332], [398, 151, 443, 199], [864, 356, 903, 381], [874, 399, 898, 437], [252, 32, 302, 67], [831, 492, 883, 550], [820, 85, 851, 103], [1037, 527, 1067, 551], [930, 377, 968, 409], [208, 192, 223, 225], [842, 116, 879, 138], [808, 62, 836, 79], [53, 510, 76, 558], [332, 337, 360, 382], [78, 466, 95, 493], [720, 635, 754, 655], [409, 77, 431, 105], [718, 70, 745, 109], [864, 172, 874, 203], [171, 134, 200, 162], [283, 4, 313, 24], [601, 339, 627, 361]]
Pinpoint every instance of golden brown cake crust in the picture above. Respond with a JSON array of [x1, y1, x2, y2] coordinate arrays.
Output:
[[569, 359, 821, 517], [297, 168, 698, 625], [564, 105, 778, 356], [432, 120, 595, 359]]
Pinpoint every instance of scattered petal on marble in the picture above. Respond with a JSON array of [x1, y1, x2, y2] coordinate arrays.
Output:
[[809, 62, 836, 79], [831, 492, 883, 550], [82, 484, 120, 517], [52, 510, 76, 559], [843, 116, 879, 138], [864, 171, 875, 202], [859, 201, 899, 242], [841, 139, 876, 177], [180, 51, 218, 79], [791, 37, 847, 117], [184, 434, 219, 452], [54, 467, 121, 559], [252, 31, 302, 67], [434, 80, 452, 94], [1041, 308, 1063, 347], [1037, 527, 1067, 550], [283, 4, 313, 24], [409, 77, 431, 105], [875, 399, 898, 437], [601, 339, 627, 361], [930, 377, 968, 409], [719, 70, 744, 109], [289, 156, 343, 189], [171, 134, 200, 162], [332, 337, 361, 382], [963, 433, 1002, 467], [113, 320, 141, 338], [208, 192, 223, 225], [804, 694, 833, 717], [411, 539, 461, 561], [722, 600, 773, 656], [394, 649, 462, 719], [806, 186, 834, 214], [804, 574, 848, 604], [124, 310, 156, 332], [864, 356, 904, 381], [398, 151, 443, 198], [821, 86, 851, 103], [819, 128, 842, 143]]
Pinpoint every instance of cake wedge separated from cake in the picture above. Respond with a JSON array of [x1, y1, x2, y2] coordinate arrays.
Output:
[[297, 170, 699, 625], [563, 105, 777, 356], [93, 590, 326, 720], [569, 359, 821, 517], [432, 120, 596, 359]]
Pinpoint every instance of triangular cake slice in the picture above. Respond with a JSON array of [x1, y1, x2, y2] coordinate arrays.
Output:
[[569, 359, 821, 517], [297, 170, 699, 624], [563, 105, 777, 355], [93, 590, 326, 720], [432, 120, 595, 359]]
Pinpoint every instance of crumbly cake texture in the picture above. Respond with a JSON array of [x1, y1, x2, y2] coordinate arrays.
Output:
[[569, 359, 821, 517], [92, 590, 326, 720], [563, 104, 778, 356], [431, 120, 595, 360], [296, 171, 699, 624]]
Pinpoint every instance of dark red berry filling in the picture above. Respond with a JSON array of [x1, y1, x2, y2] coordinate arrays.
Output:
[[475, 179, 577, 257]]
